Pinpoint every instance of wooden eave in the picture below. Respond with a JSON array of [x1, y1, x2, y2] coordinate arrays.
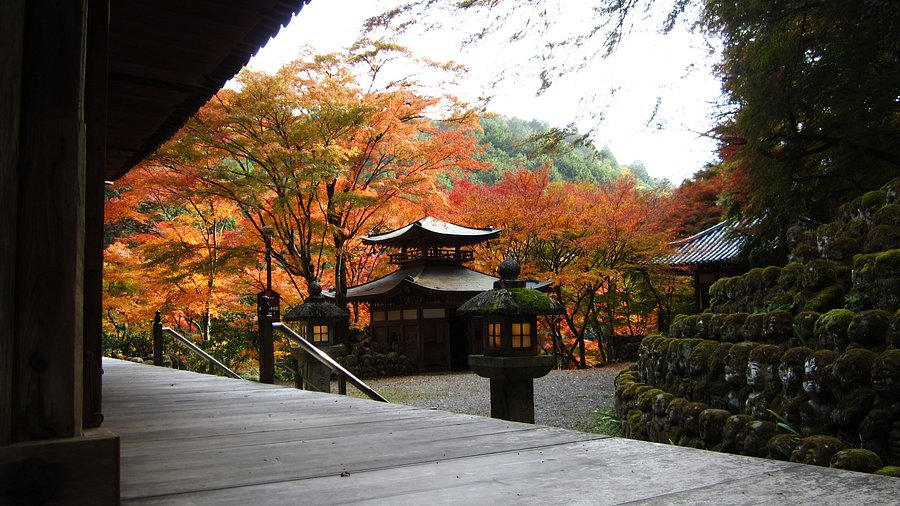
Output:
[[105, 0, 311, 181]]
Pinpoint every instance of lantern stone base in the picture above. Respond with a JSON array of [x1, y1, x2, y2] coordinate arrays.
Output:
[[468, 354, 555, 424]]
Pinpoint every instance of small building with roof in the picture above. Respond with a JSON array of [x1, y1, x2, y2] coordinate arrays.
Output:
[[346, 216, 550, 370], [658, 219, 751, 310]]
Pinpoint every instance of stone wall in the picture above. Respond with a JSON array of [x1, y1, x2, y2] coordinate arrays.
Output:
[[615, 179, 900, 478]]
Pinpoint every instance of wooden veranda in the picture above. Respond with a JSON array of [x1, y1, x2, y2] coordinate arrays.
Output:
[[105, 359, 899, 504]]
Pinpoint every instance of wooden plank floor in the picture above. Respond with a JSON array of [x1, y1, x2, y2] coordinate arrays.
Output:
[[103, 358, 900, 505]]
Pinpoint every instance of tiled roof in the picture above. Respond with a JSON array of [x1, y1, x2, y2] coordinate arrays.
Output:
[[362, 216, 500, 247], [345, 264, 552, 301], [658, 220, 749, 267]]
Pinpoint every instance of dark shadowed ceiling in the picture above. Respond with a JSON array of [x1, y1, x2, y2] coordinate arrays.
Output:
[[105, 0, 311, 180]]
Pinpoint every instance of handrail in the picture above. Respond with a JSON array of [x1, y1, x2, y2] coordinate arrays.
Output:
[[162, 327, 242, 379], [272, 322, 388, 402]]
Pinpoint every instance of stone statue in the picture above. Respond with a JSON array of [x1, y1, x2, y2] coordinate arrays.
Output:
[[742, 420, 778, 458], [699, 408, 732, 452], [724, 342, 756, 414], [830, 349, 877, 447], [677, 401, 710, 449], [663, 397, 691, 444], [722, 414, 753, 454], [689, 341, 717, 404], [763, 310, 794, 347], [790, 435, 846, 467], [767, 434, 800, 461], [860, 350, 900, 464], [647, 392, 675, 444], [829, 449, 884, 473], [705, 342, 733, 410], [744, 344, 784, 421], [773, 347, 813, 430], [800, 349, 838, 436]]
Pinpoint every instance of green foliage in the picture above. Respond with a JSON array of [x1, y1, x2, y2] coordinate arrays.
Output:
[[707, 0, 900, 240], [589, 408, 624, 437], [468, 116, 660, 188]]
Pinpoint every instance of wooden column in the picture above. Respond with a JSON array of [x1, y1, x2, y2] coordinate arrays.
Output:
[[0, 0, 25, 447], [13, 0, 88, 441], [83, 0, 109, 429]]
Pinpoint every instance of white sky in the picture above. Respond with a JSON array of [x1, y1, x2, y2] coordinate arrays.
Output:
[[246, 0, 724, 185]]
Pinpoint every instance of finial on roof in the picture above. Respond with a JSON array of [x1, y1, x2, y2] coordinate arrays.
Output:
[[498, 257, 520, 280], [309, 279, 322, 297]]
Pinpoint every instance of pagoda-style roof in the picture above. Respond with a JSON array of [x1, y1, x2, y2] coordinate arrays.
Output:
[[345, 264, 551, 302], [362, 216, 501, 248], [658, 220, 749, 268]]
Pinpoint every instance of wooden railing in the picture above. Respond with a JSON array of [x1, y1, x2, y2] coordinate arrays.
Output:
[[152, 312, 241, 379], [273, 322, 388, 402]]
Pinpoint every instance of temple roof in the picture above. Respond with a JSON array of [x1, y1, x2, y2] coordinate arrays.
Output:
[[106, 0, 310, 180], [658, 220, 749, 267], [362, 216, 500, 248], [345, 264, 551, 302]]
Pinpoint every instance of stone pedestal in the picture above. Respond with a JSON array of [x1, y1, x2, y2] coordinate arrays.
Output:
[[292, 345, 344, 394], [469, 354, 555, 423]]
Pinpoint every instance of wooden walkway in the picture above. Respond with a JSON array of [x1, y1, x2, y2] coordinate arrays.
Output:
[[103, 358, 900, 505]]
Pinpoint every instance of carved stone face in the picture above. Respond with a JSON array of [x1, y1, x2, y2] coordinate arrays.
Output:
[[653, 393, 674, 417], [725, 344, 754, 388], [779, 361, 804, 394], [871, 350, 900, 399], [803, 351, 837, 398], [747, 360, 777, 389]]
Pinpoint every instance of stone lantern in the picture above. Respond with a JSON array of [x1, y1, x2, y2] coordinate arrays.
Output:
[[283, 280, 349, 392], [457, 258, 562, 423]]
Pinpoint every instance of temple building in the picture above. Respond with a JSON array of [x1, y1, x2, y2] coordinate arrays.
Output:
[[346, 217, 550, 371]]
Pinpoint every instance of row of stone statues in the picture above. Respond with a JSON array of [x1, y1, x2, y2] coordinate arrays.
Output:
[[668, 308, 898, 351], [616, 370, 897, 475], [628, 336, 900, 466]]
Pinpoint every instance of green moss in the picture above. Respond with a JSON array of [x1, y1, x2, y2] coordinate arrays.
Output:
[[875, 466, 900, 478], [804, 284, 845, 313], [874, 204, 900, 228], [861, 189, 887, 213], [865, 225, 900, 254], [874, 249, 900, 276], [830, 449, 883, 473], [803, 259, 838, 291], [778, 262, 804, 291]]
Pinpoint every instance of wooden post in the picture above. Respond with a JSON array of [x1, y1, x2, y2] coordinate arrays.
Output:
[[0, 0, 25, 448], [257, 290, 279, 384], [153, 311, 163, 366], [82, 0, 109, 429], [13, 0, 88, 442]]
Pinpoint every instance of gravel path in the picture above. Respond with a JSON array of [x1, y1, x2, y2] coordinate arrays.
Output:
[[344, 362, 632, 433]]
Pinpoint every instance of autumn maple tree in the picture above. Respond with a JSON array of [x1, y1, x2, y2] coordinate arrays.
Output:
[[152, 44, 485, 308]]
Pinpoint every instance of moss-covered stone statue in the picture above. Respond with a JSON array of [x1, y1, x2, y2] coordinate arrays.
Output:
[[721, 414, 753, 455], [800, 349, 839, 436], [705, 342, 733, 410], [677, 401, 709, 449], [790, 435, 846, 467], [742, 420, 778, 458], [744, 344, 784, 421], [699, 408, 732, 452], [767, 434, 801, 461], [814, 308, 854, 353], [830, 449, 884, 474], [725, 342, 756, 414], [847, 309, 891, 352], [860, 350, 900, 464], [663, 397, 692, 444], [763, 310, 794, 347], [647, 391, 676, 443], [773, 347, 813, 430], [689, 341, 717, 404], [830, 349, 877, 447]]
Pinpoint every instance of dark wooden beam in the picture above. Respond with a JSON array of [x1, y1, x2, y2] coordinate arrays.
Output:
[[0, 0, 25, 447], [83, 0, 109, 429]]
